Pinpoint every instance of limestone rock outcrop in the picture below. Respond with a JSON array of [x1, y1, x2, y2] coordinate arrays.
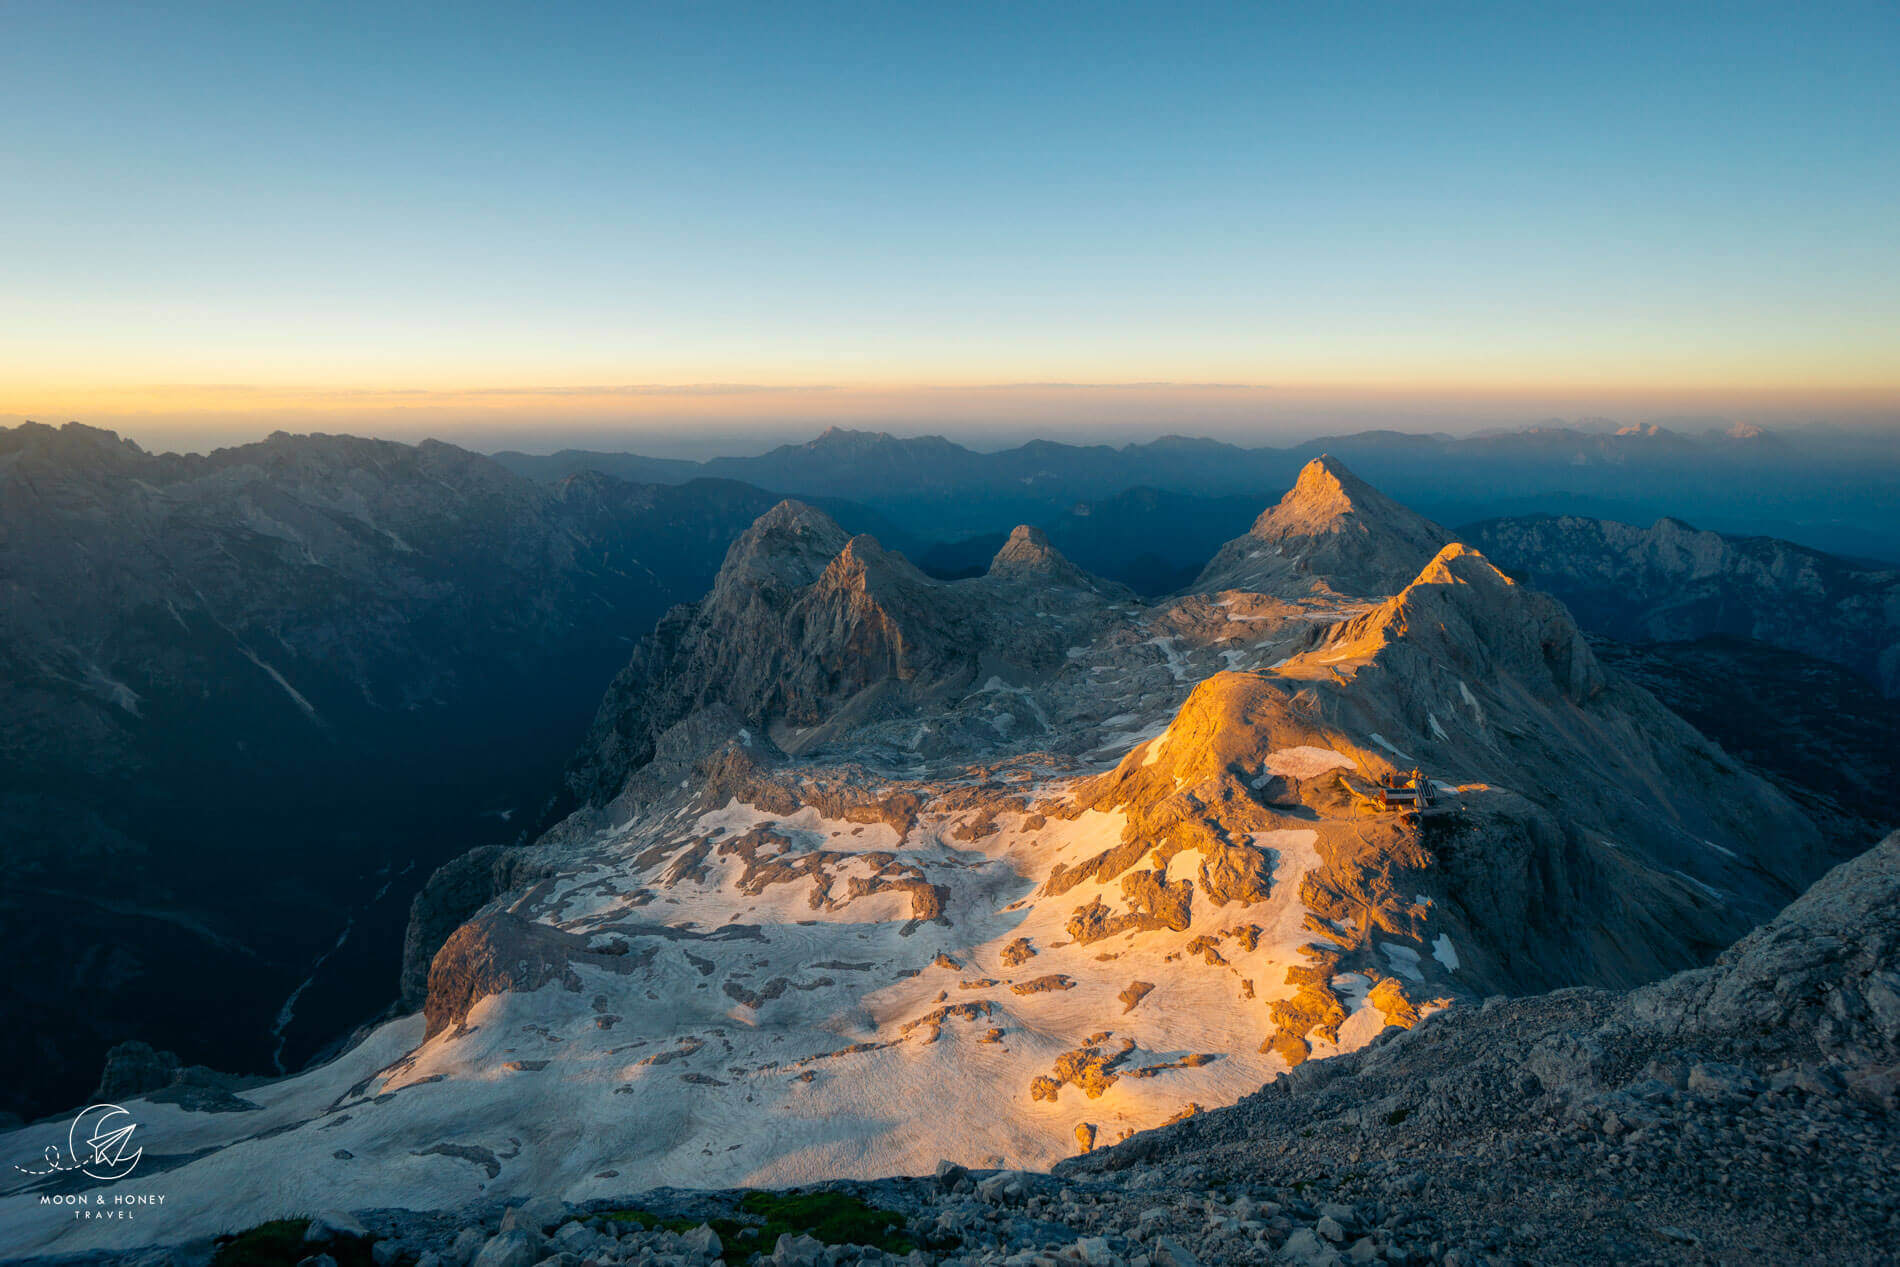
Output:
[[1193, 455, 1452, 597], [565, 501, 1128, 806]]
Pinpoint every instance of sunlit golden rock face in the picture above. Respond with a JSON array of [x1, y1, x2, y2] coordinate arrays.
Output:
[[1193, 455, 1453, 598], [1291, 541, 1604, 703]]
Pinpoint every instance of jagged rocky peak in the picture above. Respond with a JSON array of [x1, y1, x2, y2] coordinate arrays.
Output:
[[1193, 455, 1451, 597], [1255, 454, 1441, 541], [1265, 452, 1386, 528], [562, 499, 1142, 806], [731, 496, 851, 550], [990, 522, 1058, 569], [819, 530, 935, 593], [710, 498, 852, 596], [1310, 541, 1603, 703], [987, 523, 1097, 589], [1409, 539, 1503, 586]]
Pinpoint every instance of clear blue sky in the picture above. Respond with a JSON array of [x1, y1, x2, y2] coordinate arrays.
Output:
[[2, 2, 1895, 453]]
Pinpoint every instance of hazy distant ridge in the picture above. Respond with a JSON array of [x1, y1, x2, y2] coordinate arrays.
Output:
[[494, 423, 1900, 562]]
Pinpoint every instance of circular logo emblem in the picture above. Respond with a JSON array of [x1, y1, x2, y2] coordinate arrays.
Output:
[[69, 1103, 142, 1180]]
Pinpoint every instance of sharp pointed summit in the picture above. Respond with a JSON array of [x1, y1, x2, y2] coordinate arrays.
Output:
[[1276, 452, 1388, 518], [1297, 541, 1605, 704], [986, 524, 1121, 594], [989, 524, 1062, 573], [1192, 455, 1452, 598]]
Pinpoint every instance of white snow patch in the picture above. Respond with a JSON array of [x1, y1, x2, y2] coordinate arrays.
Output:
[[1162, 847, 1200, 886], [1262, 747, 1356, 779], [1331, 972, 1371, 1010], [1379, 943, 1425, 983], [1367, 733, 1414, 762], [239, 648, 320, 723], [1096, 716, 1169, 759], [1458, 681, 1484, 725], [1249, 828, 1319, 852], [1431, 934, 1460, 972], [1145, 635, 1191, 681], [82, 662, 142, 716], [1674, 869, 1725, 900], [1428, 712, 1448, 740]]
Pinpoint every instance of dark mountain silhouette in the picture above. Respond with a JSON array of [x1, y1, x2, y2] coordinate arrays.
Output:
[[1466, 513, 1900, 696], [494, 422, 1900, 563]]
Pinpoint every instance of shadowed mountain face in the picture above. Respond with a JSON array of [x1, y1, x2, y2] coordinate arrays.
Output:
[[912, 488, 1264, 596], [15, 453, 1879, 1262], [1466, 513, 1900, 697], [0, 422, 894, 1122], [561, 505, 1134, 808], [1590, 635, 1899, 843]]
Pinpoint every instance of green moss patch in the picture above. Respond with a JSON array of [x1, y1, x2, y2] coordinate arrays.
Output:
[[599, 1207, 707, 1234], [598, 1191, 916, 1256], [737, 1190, 916, 1253], [212, 1218, 378, 1267]]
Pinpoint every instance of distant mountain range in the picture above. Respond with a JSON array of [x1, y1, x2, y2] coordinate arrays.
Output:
[[495, 422, 1900, 563]]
